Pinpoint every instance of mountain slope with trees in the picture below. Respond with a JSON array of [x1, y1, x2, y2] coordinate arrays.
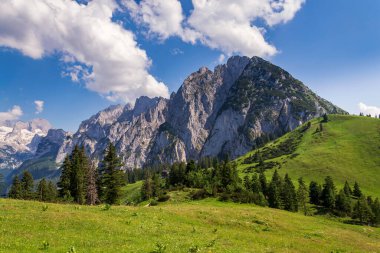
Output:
[[237, 114, 380, 197]]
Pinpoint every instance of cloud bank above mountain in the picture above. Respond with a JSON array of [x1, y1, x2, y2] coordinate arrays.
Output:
[[0, 106, 23, 124], [124, 0, 305, 57]]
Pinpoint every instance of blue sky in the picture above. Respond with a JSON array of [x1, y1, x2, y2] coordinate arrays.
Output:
[[0, 0, 379, 131]]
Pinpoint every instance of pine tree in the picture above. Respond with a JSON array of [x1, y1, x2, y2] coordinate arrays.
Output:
[[58, 154, 72, 199], [243, 175, 251, 190], [141, 176, 153, 200], [353, 181, 362, 198], [335, 189, 352, 216], [309, 181, 322, 205], [46, 181, 57, 202], [251, 173, 262, 194], [21, 171, 34, 199], [281, 174, 297, 212], [86, 162, 99, 205], [9, 176, 22, 199], [321, 176, 336, 210], [297, 177, 309, 215], [370, 198, 380, 225], [99, 143, 125, 204], [343, 181, 352, 196], [259, 172, 268, 197], [352, 195, 373, 224], [0, 173, 5, 195], [268, 170, 283, 209], [37, 178, 48, 202]]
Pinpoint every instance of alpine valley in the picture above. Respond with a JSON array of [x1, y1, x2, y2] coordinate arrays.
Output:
[[0, 56, 346, 189]]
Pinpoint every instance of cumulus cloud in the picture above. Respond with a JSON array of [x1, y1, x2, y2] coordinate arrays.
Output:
[[124, 0, 305, 57], [0, 106, 23, 124], [358, 103, 380, 117], [34, 100, 44, 114], [0, 0, 169, 103]]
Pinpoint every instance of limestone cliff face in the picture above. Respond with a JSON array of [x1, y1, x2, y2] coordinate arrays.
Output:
[[25, 56, 346, 172]]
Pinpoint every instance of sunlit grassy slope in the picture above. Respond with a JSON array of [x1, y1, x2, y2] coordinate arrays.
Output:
[[237, 115, 380, 196], [1, 197, 379, 253]]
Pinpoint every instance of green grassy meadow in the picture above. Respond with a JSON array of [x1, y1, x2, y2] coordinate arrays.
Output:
[[237, 115, 380, 196], [1, 197, 379, 253]]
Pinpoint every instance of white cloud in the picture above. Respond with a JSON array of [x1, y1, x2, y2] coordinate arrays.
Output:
[[218, 54, 226, 64], [124, 0, 305, 57], [0, 106, 23, 124], [358, 103, 380, 117], [34, 100, 44, 114], [0, 0, 169, 103]]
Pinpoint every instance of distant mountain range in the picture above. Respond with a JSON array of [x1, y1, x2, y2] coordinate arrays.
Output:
[[0, 56, 346, 187]]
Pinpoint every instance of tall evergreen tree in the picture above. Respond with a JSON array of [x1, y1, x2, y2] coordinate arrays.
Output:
[[259, 172, 268, 197], [309, 181, 322, 205], [99, 143, 125, 204], [343, 181, 352, 196], [243, 175, 251, 190], [352, 195, 373, 224], [46, 181, 57, 202], [335, 189, 352, 217], [141, 176, 153, 200], [251, 173, 262, 194], [353, 182, 362, 198], [297, 178, 309, 215], [21, 171, 34, 199], [370, 198, 380, 225], [37, 178, 48, 202], [58, 154, 72, 199], [0, 173, 5, 195], [86, 162, 99, 205], [268, 170, 283, 209], [321, 176, 336, 209], [281, 174, 297, 212], [9, 176, 22, 199]]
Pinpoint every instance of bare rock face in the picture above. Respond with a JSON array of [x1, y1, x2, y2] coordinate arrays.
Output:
[[18, 56, 346, 174]]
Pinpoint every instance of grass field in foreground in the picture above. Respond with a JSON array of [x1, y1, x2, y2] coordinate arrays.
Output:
[[0, 198, 379, 253]]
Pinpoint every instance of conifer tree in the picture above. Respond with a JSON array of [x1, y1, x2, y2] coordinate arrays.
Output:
[[268, 170, 283, 209], [46, 181, 57, 202], [309, 181, 322, 205], [37, 178, 48, 202], [0, 173, 4, 195], [321, 176, 336, 210], [282, 174, 298, 212], [343, 181, 352, 196], [9, 176, 22, 199], [251, 173, 262, 194], [141, 176, 153, 200], [243, 175, 251, 190], [371, 198, 380, 225], [58, 154, 72, 199], [353, 182, 362, 198], [335, 189, 352, 216], [21, 171, 34, 199], [86, 162, 99, 205], [352, 195, 373, 224], [259, 172, 268, 197], [297, 177, 309, 215], [99, 143, 125, 204]]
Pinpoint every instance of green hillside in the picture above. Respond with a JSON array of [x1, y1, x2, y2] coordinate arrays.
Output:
[[237, 115, 380, 196], [1, 197, 379, 253]]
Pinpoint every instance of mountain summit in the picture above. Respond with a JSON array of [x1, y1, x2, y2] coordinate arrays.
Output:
[[3, 56, 346, 183], [54, 56, 345, 168]]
